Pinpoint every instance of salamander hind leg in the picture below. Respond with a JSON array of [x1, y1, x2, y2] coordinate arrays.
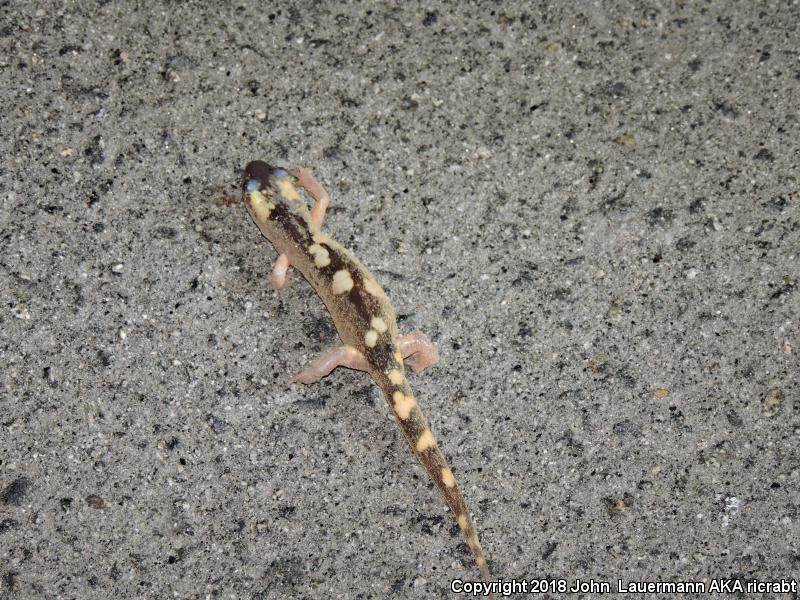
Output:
[[398, 331, 439, 372], [270, 253, 291, 289], [291, 345, 369, 384], [290, 167, 330, 230]]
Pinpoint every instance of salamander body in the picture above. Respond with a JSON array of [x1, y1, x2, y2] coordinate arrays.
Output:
[[242, 161, 490, 582]]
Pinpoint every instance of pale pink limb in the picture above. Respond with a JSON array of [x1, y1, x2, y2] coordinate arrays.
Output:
[[270, 253, 291, 289], [290, 167, 330, 230], [291, 345, 370, 384], [398, 331, 439, 372]]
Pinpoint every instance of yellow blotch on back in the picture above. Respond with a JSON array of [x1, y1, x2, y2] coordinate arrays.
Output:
[[441, 467, 456, 488], [388, 369, 404, 385], [415, 429, 436, 452], [364, 329, 378, 347], [392, 391, 417, 420], [276, 178, 301, 202], [331, 270, 354, 295], [457, 514, 469, 530], [248, 190, 275, 222], [308, 243, 331, 268]]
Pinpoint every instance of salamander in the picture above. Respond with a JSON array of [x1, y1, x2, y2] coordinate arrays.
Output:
[[241, 160, 491, 583]]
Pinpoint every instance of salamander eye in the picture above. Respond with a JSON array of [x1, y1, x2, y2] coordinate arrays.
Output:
[[271, 167, 289, 179], [244, 179, 259, 193]]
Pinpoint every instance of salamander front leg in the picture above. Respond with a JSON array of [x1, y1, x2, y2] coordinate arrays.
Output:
[[270, 253, 291, 289], [398, 332, 439, 373], [291, 345, 370, 384], [291, 167, 330, 230]]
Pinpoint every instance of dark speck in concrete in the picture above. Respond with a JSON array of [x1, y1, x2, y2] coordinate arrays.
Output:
[[1, 478, 32, 506]]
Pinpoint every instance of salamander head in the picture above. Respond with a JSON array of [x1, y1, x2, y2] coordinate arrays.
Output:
[[242, 159, 304, 216], [243, 160, 292, 193]]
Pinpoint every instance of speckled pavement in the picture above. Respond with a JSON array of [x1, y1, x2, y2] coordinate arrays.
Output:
[[1, 2, 798, 598]]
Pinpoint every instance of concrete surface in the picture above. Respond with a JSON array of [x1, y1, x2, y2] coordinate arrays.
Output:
[[1, 1, 798, 598]]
